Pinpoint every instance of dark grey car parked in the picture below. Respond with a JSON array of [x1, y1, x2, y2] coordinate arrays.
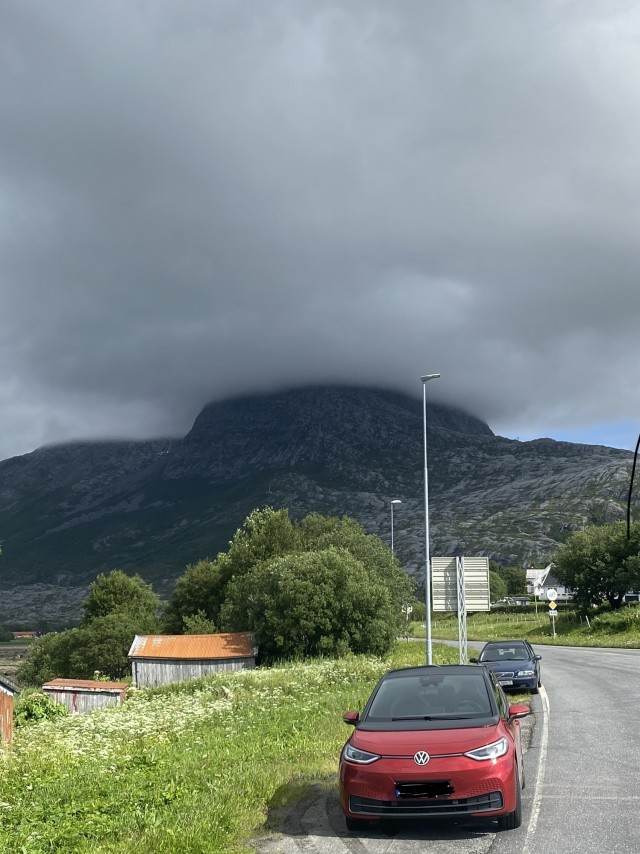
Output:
[[471, 640, 542, 694]]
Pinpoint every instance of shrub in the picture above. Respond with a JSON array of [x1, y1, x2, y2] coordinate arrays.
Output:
[[13, 689, 67, 727]]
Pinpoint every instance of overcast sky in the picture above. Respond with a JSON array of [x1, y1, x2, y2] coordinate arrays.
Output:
[[2, 0, 640, 462]]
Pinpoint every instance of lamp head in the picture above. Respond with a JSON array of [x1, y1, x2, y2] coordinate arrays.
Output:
[[420, 373, 441, 383]]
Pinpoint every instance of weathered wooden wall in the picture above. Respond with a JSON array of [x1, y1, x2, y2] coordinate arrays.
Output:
[[132, 656, 255, 688]]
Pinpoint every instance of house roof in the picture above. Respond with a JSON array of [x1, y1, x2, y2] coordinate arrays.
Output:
[[128, 632, 255, 661], [42, 678, 129, 693]]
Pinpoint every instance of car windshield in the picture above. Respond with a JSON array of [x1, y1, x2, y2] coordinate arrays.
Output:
[[480, 644, 531, 662], [366, 672, 493, 720]]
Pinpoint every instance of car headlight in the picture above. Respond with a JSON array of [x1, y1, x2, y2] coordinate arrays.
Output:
[[465, 737, 509, 761], [343, 743, 381, 765], [517, 669, 535, 677]]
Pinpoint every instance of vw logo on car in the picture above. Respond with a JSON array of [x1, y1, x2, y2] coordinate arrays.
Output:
[[413, 750, 430, 766]]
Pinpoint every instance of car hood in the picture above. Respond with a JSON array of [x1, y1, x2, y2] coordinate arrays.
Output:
[[351, 723, 502, 756]]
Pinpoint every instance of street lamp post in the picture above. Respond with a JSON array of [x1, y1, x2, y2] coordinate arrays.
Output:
[[390, 499, 402, 554], [421, 373, 441, 665]]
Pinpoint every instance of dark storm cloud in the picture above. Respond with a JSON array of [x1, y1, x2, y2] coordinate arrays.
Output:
[[2, 0, 640, 458]]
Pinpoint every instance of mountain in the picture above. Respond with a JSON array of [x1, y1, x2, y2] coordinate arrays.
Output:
[[0, 386, 634, 624]]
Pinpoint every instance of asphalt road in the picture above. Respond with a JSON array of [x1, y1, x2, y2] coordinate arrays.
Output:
[[253, 642, 640, 854]]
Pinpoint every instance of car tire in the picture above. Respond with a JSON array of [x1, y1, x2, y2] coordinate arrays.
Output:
[[531, 684, 539, 694], [345, 817, 368, 833], [497, 765, 523, 830]]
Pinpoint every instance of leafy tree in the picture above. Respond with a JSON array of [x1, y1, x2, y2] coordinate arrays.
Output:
[[298, 514, 414, 611], [17, 629, 80, 685], [490, 563, 526, 595], [554, 521, 640, 611], [163, 559, 225, 633], [67, 613, 140, 679], [18, 613, 140, 683], [182, 610, 217, 634], [19, 571, 160, 684], [82, 570, 160, 628], [489, 571, 508, 603], [220, 547, 399, 661], [217, 507, 301, 587]]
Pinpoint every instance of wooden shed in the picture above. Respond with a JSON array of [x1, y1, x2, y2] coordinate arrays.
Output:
[[0, 675, 19, 748], [42, 679, 129, 715], [128, 632, 256, 689]]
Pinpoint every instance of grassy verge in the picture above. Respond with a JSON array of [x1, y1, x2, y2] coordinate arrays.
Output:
[[0, 642, 461, 854], [411, 605, 640, 648]]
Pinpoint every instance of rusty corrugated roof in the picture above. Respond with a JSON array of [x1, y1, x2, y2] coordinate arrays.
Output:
[[42, 678, 128, 693], [128, 632, 255, 660]]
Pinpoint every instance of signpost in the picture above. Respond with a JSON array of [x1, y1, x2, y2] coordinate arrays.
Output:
[[547, 588, 558, 637], [431, 557, 490, 664]]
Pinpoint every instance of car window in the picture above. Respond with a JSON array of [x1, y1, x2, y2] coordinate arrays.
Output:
[[367, 673, 493, 719], [488, 671, 510, 718], [481, 644, 530, 661]]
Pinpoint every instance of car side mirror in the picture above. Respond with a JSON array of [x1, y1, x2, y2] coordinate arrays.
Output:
[[508, 703, 530, 722], [343, 710, 359, 725], [534, 655, 542, 661], [469, 657, 478, 663]]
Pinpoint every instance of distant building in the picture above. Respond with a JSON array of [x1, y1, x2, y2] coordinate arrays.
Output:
[[42, 679, 129, 715], [525, 566, 573, 601], [128, 632, 257, 689], [12, 631, 37, 639], [0, 675, 20, 747]]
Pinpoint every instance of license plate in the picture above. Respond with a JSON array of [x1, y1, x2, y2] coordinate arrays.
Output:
[[499, 679, 513, 686]]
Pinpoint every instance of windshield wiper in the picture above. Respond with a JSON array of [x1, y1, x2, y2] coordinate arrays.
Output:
[[390, 715, 439, 721]]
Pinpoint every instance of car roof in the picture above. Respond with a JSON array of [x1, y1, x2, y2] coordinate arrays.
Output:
[[482, 640, 531, 647], [382, 665, 488, 677]]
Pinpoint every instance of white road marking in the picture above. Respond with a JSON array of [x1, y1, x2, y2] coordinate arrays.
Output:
[[522, 684, 549, 854]]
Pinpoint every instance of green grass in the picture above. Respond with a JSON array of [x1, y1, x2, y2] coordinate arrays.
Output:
[[0, 642, 462, 854], [411, 604, 640, 648]]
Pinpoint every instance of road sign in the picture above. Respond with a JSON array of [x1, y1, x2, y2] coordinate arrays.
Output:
[[431, 557, 491, 612], [548, 600, 557, 610], [549, 610, 557, 617], [547, 588, 558, 601]]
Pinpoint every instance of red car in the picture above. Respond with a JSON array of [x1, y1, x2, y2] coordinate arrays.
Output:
[[339, 664, 530, 832]]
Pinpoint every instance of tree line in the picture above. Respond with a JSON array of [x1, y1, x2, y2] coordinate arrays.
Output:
[[16, 512, 640, 685], [18, 508, 414, 684]]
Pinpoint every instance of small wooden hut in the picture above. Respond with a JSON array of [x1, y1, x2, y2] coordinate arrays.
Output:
[[128, 632, 256, 689], [42, 679, 129, 715]]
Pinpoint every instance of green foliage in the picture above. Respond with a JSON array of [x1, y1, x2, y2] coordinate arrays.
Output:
[[17, 629, 79, 685], [554, 521, 640, 611], [221, 547, 400, 661], [162, 558, 224, 633], [83, 570, 161, 627], [182, 610, 217, 634], [220, 507, 301, 587], [19, 569, 161, 685], [489, 570, 508, 602], [13, 689, 67, 727], [166, 509, 413, 658], [490, 563, 527, 595], [0, 623, 13, 642], [299, 514, 414, 610], [18, 614, 141, 683]]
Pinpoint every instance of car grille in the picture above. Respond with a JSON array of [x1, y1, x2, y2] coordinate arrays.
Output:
[[349, 791, 503, 817], [497, 671, 515, 678]]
